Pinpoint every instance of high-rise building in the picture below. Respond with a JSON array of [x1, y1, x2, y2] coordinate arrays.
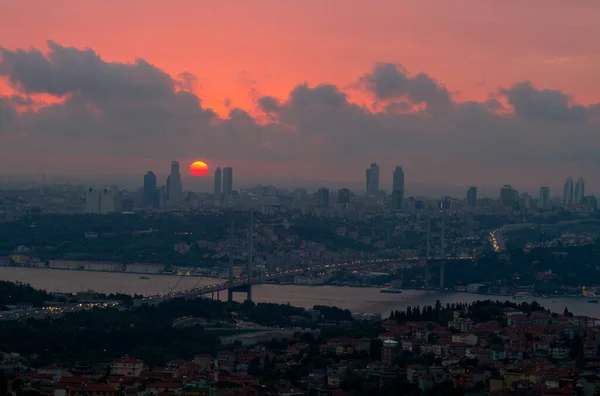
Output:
[[85, 188, 101, 214], [293, 188, 307, 205], [391, 190, 403, 211], [317, 188, 330, 208], [223, 167, 233, 196], [574, 177, 585, 204], [366, 163, 379, 195], [166, 161, 182, 205], [582, 196, 598, 213], [392, 165, 404, 192], [539, 187, 550, 209], [519, 193, 531, 210], [213, 167, 222, 196], [100, 188, 115, 214], [153, 186, 165, 209], [381, 340, 400, 366], [500, 185, 514, 207], [563, 177, 574, 205], [467, 186, 477, 207], [337, 188, 350, 203], [119, 197, 134, 212], [143, 171, 156, 207], [85, 188, 115, 214]]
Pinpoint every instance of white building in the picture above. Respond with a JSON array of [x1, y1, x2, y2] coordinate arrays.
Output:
[[110, 357, 144, 377], [85, 188, 115, 214]]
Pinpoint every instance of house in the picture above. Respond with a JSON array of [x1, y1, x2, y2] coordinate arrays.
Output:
[[193, 354, 212, 370], [66, 383, 119, 396], [507, 315, 531, 326], [451, 334, 478, 346], [569, 316, 596, 328], [110, 357, 144, 377], [406, 364, 427, 383], [146, 382, 184, 394], [217, 351, 236, 369], [583, 340, 598, 359], [278, 389, 305, 396], [551, 346, 570, 360]]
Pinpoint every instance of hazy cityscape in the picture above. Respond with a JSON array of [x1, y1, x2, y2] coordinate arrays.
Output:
[[2, 1, 600, 395]]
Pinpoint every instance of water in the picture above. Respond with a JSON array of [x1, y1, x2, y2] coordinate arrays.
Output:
[[1, 267, 598, 317]]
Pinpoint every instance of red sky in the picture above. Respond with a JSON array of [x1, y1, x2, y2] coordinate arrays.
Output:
[[2, 0, 598, 111], [1, 0, 599, 193]]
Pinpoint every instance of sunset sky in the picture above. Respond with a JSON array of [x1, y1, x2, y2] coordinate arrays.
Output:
[[1, 0, 599, 193]]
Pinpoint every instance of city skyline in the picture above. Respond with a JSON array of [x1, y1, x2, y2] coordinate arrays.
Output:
[[127, 160, 595, 202], [1, 2, 600, 188]]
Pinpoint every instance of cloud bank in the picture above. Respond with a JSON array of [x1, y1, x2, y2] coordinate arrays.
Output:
[[0, 41, 599, 183]]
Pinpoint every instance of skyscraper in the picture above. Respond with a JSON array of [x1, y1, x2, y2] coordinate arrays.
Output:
[[153, 186, 165, 209], [391, 190, 403, 211], [467, 186, 477, 207], [337, 188, 350, 203], [143, 171, 156, 207], [223, 167, 233, 196], [317, 187, 330, 208], [392, 166, 404, 195], [213, 167, 222, 196], [366, 163, 379, 195], [563, 177, 574, 205], [500, 185, 514, 207], [166, 161, 182, 205], [539, 187, 550, 209], [574, 177, 585, 204]]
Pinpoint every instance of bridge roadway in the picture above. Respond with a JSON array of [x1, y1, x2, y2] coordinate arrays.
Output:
[[138, 255, 474, 305]]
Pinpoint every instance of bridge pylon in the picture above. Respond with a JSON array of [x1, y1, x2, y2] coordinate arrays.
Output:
[[226, 210, 253, 303]]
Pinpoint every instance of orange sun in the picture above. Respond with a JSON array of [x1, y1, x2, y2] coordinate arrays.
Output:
[[190, 161, 209, 176]]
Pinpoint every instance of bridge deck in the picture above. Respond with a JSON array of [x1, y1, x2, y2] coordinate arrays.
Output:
[[138, 256, 474, 304]]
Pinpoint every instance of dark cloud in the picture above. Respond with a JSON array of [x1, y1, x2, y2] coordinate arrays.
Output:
[[9, 94, 34, 107], [288, 83, 348, 108], [174, 72, 198, 92], [257, 96, 279, 113], [0, 41, 174, 101], [357, 63, 453, 108], [1, 41, 600, 179], [500, 81, 588, 122], [0, 97, 18, 133], [484, 98, 505, 112]]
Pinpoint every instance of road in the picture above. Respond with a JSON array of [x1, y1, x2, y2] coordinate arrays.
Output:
[[0, 301, 121, 322]]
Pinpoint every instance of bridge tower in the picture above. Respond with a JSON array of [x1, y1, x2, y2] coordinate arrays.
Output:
[[246, 210, 253, 302], [425, 215, 431, 289], [226, 210, 253, 303], [440, 204, 446, 291], [227, 216, 235, 302]]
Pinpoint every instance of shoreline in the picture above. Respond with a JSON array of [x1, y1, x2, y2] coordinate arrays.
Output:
[[0, 264, 216, 278]]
